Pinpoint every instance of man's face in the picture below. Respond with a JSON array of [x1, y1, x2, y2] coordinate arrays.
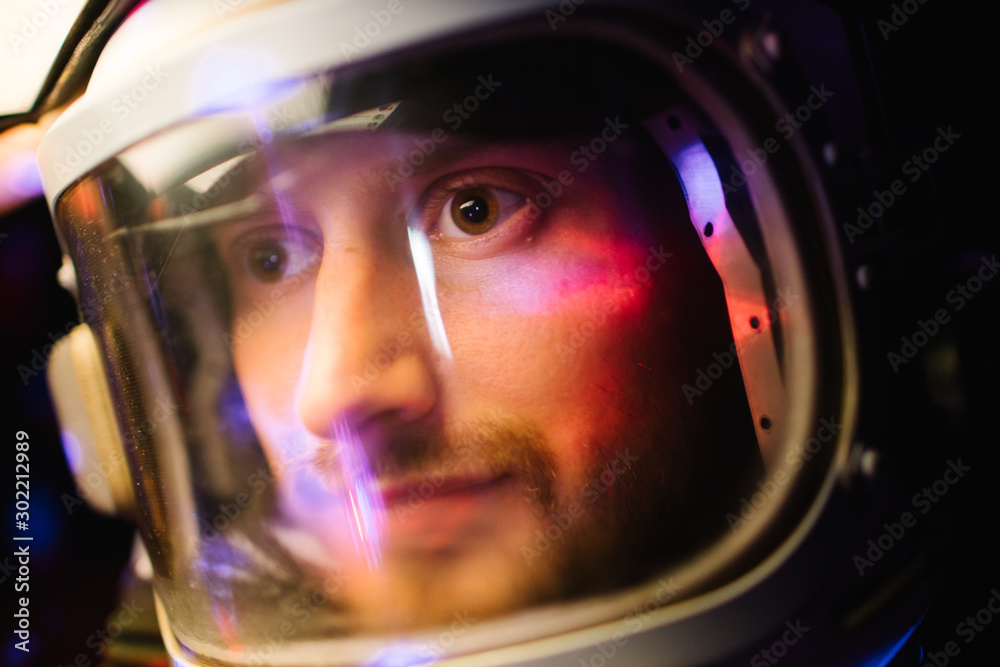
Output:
[[218, 129, 730, 631]]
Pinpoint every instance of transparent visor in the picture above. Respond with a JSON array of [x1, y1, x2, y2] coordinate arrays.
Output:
[[57, 37, 808, 665]]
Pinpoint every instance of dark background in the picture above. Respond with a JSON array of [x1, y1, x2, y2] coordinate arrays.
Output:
[[0, 0, 997, 666], [817, 1, 998, 662]]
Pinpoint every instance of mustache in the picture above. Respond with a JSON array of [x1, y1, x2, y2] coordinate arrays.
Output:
[[307, 415, 557, 511]]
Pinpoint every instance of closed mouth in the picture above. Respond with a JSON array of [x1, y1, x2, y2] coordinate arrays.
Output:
[[378, 472, 513, 506]]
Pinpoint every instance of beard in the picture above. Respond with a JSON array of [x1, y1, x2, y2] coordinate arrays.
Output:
[[268, 388, 718, 633]]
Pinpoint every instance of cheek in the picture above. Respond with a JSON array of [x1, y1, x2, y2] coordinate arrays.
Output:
[[444, 239, 660, 467], [453, 217, 655, 318], [230, 294, 312, 450], [446, 223, 655, 376]]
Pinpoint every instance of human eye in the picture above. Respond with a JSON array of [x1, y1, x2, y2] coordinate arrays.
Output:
[[230, 225, 323, 285], [420, 169, 539, 242], [435, 186, 527, 238]]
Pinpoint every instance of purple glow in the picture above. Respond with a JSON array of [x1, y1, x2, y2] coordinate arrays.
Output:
[[6, 152, 43, 199], [192, 48, 293, 113], [331, 418, 386, 571], [60, 429, 82, 476], [365, 641, 437, 667]]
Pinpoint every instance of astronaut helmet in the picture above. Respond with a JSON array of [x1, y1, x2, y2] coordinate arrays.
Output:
[[39, 0, 923, 665]]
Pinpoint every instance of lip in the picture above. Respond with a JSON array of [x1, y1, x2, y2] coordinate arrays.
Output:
[[378, 472, 512, 507], [376, 472, 517, 551]]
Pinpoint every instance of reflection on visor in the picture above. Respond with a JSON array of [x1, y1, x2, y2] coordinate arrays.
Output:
[[406, 225, 452, 360], [57, 37, 777, 663], [340, 418, 386, 571]]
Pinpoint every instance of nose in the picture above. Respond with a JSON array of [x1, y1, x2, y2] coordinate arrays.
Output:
[[294, 244, 439, 437]]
